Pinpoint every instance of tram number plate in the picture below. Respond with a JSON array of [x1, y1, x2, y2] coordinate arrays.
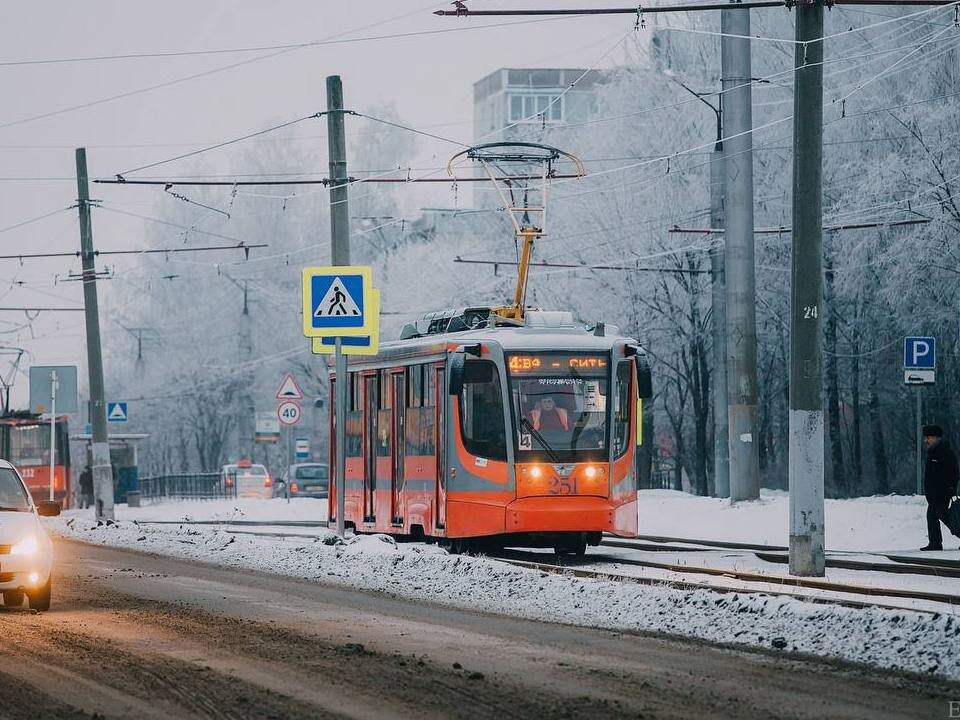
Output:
[[548, 476, 576, 495]]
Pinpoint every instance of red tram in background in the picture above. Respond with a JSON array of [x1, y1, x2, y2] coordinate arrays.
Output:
[[0, 415, 71, 507], [329, 308, 652, 554]]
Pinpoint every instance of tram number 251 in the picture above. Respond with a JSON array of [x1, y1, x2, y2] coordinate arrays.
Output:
[[548, 477, 576, 495]]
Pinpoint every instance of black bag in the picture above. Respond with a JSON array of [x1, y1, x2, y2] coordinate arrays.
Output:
[[947, 498, 960, 539]]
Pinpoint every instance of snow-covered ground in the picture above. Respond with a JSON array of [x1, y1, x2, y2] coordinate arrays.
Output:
[[640, 489, 945, 553], [86, 497, 328, 524], [51, 489, 960, 681], [65, 489, 947, 554]]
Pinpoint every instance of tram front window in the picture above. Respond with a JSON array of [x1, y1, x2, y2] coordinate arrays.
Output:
[[508, 353, 610, 462]]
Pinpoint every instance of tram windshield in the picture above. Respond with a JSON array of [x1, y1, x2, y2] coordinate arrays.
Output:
[[507, 353, 610, 462]]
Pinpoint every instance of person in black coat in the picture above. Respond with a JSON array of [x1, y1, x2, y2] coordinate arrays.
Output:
[[78, 465, 94, 510], [921, 425, 959, 551]]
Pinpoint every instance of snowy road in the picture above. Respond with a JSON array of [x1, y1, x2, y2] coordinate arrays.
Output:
[[0, 539, 956, 719]]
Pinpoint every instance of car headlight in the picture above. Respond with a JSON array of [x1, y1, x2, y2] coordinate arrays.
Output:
[[11, 535, 39, 555]]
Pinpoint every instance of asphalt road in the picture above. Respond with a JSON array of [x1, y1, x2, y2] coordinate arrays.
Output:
[[0, 539, 955, 720]]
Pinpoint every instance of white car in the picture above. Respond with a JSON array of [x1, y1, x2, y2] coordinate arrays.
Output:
[[221, 461, 273, 499], [0, 459, 59, 611]]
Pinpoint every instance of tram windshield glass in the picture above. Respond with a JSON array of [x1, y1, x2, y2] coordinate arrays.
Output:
[[507, 353, 610, 462]]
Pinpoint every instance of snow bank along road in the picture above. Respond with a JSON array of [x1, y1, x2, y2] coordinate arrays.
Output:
[[0, 539, 955, 720]]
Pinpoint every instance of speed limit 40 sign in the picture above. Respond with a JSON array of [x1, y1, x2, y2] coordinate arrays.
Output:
[[277, 400, 302, 426]]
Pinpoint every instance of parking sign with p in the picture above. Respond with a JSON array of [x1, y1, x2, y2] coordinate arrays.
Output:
[[904, 336, 936, 385], [904, 336, 936, 369]]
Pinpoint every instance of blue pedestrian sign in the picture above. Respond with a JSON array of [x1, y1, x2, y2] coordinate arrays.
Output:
[[302, 265, 377, 338], [107, 401, 128, 423], [904, 336, 936, 369]]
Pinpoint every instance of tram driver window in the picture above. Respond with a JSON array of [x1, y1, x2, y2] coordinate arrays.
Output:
[[459, 360, 507, 461]]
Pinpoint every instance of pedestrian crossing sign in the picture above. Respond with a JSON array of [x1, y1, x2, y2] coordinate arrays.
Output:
[[311, 290, 381, 356], [301, 265, 378, 338], [107, 402, 128, 423]]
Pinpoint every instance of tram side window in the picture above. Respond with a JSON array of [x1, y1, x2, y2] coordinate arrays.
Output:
[[346, 372, 363, 457], [405, 364, 435, 456], [613, 362, 632, 457], [459, 360, 507, 461], [376, 371, 391, 457]]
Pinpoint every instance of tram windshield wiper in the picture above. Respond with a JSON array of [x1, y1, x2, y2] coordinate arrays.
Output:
[[520, 416, 561, 463]]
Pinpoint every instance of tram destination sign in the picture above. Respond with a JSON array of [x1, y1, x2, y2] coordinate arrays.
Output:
[[507, 353, 609, 376]]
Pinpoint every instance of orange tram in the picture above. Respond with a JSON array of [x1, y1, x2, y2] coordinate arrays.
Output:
[[328, 308, 652, 554]]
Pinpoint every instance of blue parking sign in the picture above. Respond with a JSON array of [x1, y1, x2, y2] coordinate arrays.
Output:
[[904, 336, 936, 369]]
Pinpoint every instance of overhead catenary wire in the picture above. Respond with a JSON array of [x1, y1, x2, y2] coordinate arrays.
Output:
[[0, 207, 73, 234], [0, 11, 587, 69], [0, 243, 267, 262], [116, 112, 329, 178], [453, 258, 712, 274], [0, 4, 572, 133]]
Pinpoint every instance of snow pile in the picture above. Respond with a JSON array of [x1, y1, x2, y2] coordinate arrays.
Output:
[[52, 516, 960, 680]]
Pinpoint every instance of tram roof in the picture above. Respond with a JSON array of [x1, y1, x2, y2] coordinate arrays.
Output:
[[343, 313, 638, 368]]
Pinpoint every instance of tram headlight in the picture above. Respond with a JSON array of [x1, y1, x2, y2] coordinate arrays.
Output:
[[584, 465, 597, 479], [530, 466, 543, 479]]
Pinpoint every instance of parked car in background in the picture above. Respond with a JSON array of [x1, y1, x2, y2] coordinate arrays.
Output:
[[220, 460, 272, 499], [278, 463, 329, 499], [0, 459, 60, 611]]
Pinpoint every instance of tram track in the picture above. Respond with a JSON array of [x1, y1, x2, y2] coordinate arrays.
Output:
[[494, 550, 960, 613], [491, 554, 945, 614]]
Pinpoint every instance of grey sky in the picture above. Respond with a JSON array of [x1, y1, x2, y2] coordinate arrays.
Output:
[[1, 1, 628, 405]]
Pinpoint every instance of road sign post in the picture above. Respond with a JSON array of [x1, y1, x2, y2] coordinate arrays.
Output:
[[48, 370, 57, 502], [916, 388, 922, 496], [904, 336, 936, 496], [335, 338, 347, 537], [301, 265, 381, 537]]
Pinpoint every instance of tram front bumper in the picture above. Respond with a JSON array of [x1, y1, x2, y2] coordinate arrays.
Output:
[[504, 495, 619, 533]]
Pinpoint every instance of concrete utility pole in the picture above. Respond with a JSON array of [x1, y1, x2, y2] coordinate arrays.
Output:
[[326, 75, 350, 535], [709, 136, 730, 499], [75, 148, 114, 522], [721, 3, 760, 502], [327, 75, 351, 266], [789, 1, 826, 577]]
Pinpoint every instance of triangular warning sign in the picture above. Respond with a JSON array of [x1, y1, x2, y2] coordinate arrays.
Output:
[[276, 373, 303, 401], [108, 403, 127, 421], [314, 276, 361, 318]]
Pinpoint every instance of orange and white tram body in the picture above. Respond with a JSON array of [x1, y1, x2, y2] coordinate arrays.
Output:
[[328, 309, 652, 552]]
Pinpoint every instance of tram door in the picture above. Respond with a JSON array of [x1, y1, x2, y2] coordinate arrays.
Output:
[[435, 365, 447, 529], [363, 375, 377, 521], [391, 372, 405, 523]]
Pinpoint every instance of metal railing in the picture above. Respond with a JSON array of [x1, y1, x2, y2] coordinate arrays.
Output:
[[138, 473, 234, 502]]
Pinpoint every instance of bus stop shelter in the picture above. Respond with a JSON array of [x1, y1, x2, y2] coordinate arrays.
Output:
[[70, 432, 149, 503]]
